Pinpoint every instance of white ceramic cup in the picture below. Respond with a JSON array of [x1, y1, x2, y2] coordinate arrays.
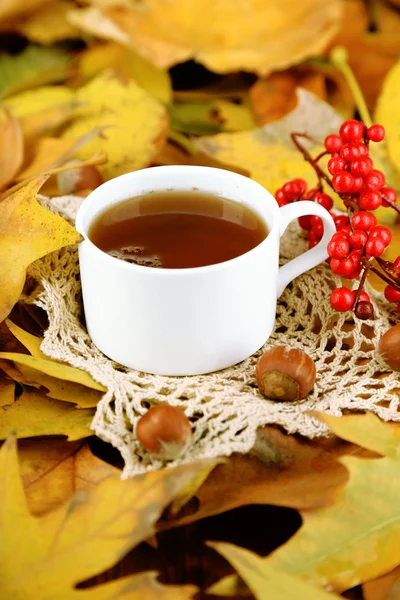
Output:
[[76, 166, 335, 376]]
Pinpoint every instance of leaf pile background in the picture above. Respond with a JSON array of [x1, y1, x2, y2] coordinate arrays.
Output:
[[1, 0, 400, 598]]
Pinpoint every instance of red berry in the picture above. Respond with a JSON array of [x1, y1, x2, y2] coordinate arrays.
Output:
[[275, 189, 286, 202], [394, 256, 400, 271], [351, 211, 377, 231], [330, 257, 357, 276], [354, 301, 374, 320], [365, 237, 386, 258], [308, 229, 321, 245], [369, 226, 392, 246], [315, 192, 334, 211], [328, 156, 347, 175], [310, 216, 323, 238], [304, 187, 319, 200], [358, 291, 370, 303], [359, 190, 382, 211], [330, 287, 354, 311], [351, 176, 364, 193], [327, 237, 350, 259], [340, 142, 362, 162], [363, 169, 385, 192], [309, 237, 319, 249], [277, 197, 290, 207], [282, 181, 302, 201], [352, 141, 368, 156], [334, 215, 350, 232], [384, 285, 400, 303], [350, 157, 373, 177], [298, 215, 312, 230], [367, 124, 385, 142], [346, 264, 363, 280], [332, 171, 354, 193], [381, 187, 397, 207], [349, 229, 368, 249], [339, 120, 364, 142], [325, 134, 343, 154], [291, 178, 307, 195]]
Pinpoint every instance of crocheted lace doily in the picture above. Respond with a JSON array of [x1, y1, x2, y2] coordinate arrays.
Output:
[[25, 195, 400, 477]]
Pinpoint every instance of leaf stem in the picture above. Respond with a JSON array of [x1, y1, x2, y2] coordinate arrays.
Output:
[[329, 46, 372, 127]]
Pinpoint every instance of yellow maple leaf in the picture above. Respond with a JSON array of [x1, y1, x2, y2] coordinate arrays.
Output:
[[0, 435, 211, 598], [0, 388, 94, 441], [16, 1, 81, 44], [61, 71, 168, 179], [0, 107, 24, 191], [375, 58, 400, 175], [0, 176, 81, 322], [70, 0, 342, 75]]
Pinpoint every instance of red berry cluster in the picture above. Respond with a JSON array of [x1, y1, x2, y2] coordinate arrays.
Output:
[[274, 119, 400, 320]]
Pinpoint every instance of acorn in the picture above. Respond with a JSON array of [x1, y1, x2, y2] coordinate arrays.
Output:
[[256, 346, 316, 402]]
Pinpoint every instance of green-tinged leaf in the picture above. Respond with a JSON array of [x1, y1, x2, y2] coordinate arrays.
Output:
[[269, 454, 400, 592], [210, 542, 340, 599], [315, 413, 400, 460], [170, 101, 222, 135], [0, 389, 94, 441], [0, 436, 210, 597], [212, 99, 257, 131], [0, 46, 71, 99]]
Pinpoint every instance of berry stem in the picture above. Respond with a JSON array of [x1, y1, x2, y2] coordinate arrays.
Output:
[[365, 259, 400, 290], [329, 46, 373, 127], [353, 265, 370, 309], [382, 194, 400, 216], [291, 133, 334, 190]]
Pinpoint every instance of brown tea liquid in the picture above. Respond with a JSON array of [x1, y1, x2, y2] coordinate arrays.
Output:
[[89, 190, 268, 269]]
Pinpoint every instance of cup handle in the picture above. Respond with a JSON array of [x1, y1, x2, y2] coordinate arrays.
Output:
[[277, 200, 336, 298]]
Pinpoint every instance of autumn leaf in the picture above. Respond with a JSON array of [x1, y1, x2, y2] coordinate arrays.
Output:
[[363, 565, 400, 600], [71, 0, 342, 76], [197, 88, 342, 193], [0, 387, 94, 441], [68, 6, 132, 45], [375, 57, 400, 175], [316, 413, 400, 459], [0, 107, 24, 191], [327, 0, 400, 112], [3, 85, 74, 118], [61, 71, 168, 180], [266, 415, 400, 593], [0, 176, 81, 322], [160, 426, 348, 530], [78, 42, 172, 104], [0, 436, 215, 598], [214, 414, 400, 595], [0, 0, 52, 25], [4, 321, 104, 409], [16, 1, 81, 44], [153, 139, 250, 176], [0, 45, 71, 99], [210, 542, 341, 600], [18, 438, 119, 516], [0, 352, 105, 392]]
